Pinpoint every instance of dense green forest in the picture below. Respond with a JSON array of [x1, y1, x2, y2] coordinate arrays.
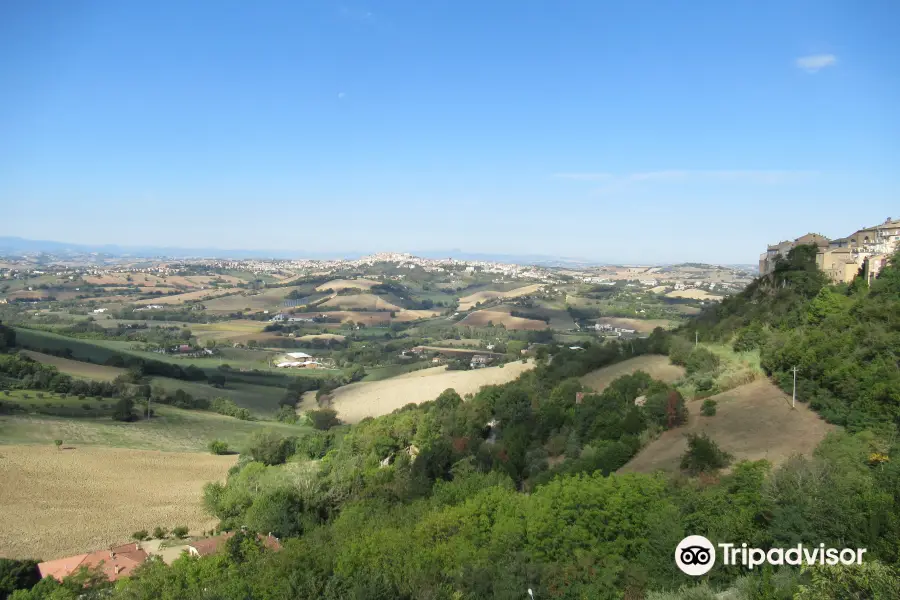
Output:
[[3, 249, 900, 599]]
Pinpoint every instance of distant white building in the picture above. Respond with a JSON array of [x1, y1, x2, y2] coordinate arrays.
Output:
[[92, 308, 107, 314], [286, 352, 313, 359]]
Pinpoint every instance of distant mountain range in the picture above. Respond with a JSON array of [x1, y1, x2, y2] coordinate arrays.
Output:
[[0, 236, 754, 270]]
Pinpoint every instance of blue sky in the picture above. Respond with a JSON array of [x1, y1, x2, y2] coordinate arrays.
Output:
[[1, 1, 898, 264]]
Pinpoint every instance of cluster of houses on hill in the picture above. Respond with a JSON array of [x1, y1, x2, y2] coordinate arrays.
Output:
[[760, 217, 900, 284], [407, 345, 503, 369], [269, 313, 315, 323], [36, 532, 282, 583]]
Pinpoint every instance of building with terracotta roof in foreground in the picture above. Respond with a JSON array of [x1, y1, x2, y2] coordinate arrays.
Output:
[[188, 531, 281, 557], [38, 542, 149, 582]]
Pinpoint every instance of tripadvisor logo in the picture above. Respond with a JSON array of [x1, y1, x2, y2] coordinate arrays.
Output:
[[675, 536, 716, 576], [675, 536, 867, 576]]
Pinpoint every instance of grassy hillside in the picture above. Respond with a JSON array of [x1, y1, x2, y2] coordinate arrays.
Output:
[[621, 378, 835, 474], [0, 394, 306, 452], [682, 246, 900, 430]]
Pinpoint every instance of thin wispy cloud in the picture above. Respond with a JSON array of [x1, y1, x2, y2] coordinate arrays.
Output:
[[795, 54, 837, 73]]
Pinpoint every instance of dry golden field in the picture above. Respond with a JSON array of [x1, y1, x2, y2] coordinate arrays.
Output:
[[579, 355, 686, 393], [620, 379, 836, 474], [297, 333, 346, 342], [392, 309, 442, 322], [457, 284, 545, 311], [20, 351, 125, 381], [300, 361, 534, 423], [134, 288, 236, 305], [0, 445, 235, 560], [315, 311, 394, 326], [665, 289, 722, 301], [315, 278, 380, 291], [321, 294, 404, 311], [457, 309, 549, 331]]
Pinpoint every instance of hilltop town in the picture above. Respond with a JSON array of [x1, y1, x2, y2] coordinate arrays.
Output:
[[760, 217, 900, 283]]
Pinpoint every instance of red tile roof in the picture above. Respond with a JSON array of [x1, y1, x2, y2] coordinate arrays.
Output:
[[38, 542, 149, 582]]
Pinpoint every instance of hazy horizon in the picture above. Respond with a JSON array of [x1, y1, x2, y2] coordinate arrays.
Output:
[[2, 1, 898, 264]]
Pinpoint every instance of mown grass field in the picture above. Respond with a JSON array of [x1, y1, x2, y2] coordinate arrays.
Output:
[[300, 360, 534, 423], [0, 444, 235, 560], [620, 378, 835, 474], [457, 309, 549, 331], [322, 294, 403, 311], [457, 283, 545, 311], [20, 350, 126, 381], [315, 278, 380, 291], [579, 355, 686, 393]]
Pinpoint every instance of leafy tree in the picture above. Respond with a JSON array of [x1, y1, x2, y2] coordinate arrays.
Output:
[[245, 430, 295, 466], [152, 526, 167, 539], [685, 347, 720, 376], [795, 561, 900, 599], [275, 405, 298, 424], [307, 408, 341, 430], [172, 526, 189, 539], [54, 439, 62, 451], [0, 322, 15, 352], [131, 530, 148, 541], [0, 558, 41, 599], [111, 397, 136, 422], [208, 440, 230, 455], [680, 433, 732, 475], [700, 399, 717, 416]]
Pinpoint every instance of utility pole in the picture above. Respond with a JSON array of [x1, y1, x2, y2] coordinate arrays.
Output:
[[791, 366, 798, 409], [695, 331, 698, 347]]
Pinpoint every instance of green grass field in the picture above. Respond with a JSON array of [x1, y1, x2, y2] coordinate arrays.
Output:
[[149, 377, 287, 415], [20, 350, 126, 381], [0, 400, 308, 453], [14, 328, 124, 362]]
